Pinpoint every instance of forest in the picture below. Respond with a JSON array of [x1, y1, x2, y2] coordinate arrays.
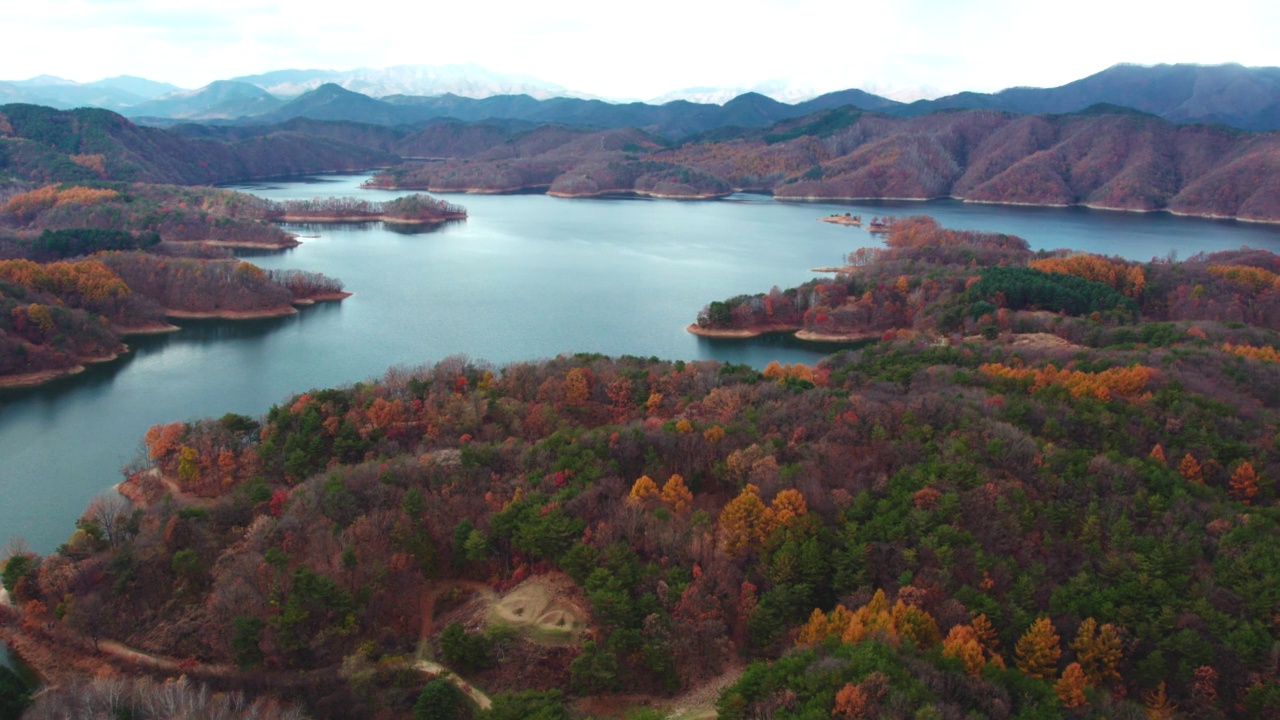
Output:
[[696, 215, 1280, 344], [4, 218, 1280, 718]]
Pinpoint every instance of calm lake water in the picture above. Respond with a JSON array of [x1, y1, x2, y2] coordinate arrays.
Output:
[[3, 173, 1280, 558]]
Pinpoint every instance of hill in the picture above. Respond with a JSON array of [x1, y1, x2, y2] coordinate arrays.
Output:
[[0, 104, 397, 185], [6, 221, 1280, 717], [897, 63, 1280, 131], [364, 107, 1280, 222], [124, 81, 284, 120]]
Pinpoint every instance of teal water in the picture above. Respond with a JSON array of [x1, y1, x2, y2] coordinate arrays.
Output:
[[2, 173, 1280, 559]]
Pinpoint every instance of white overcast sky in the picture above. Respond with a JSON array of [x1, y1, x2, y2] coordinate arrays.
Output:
[[2, 0, 1277, 100]]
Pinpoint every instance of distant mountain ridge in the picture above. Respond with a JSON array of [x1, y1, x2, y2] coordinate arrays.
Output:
[[896, 63, 1280, 131], [3, 63, 1279, 133]]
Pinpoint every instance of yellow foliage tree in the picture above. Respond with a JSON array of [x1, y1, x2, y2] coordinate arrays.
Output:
[[1149, 444, 1166, 463], [660, 474, 693, 514], [1014, 617, 1062, 680], [768, 488, 809, 530], [1144, 682, 1177, 719], [719, 484, 768, 556], [796, 589, 939, 652], [1071, 617, 1122, 685], [627, 475, 659, 508], [563, 368, 590, 406]]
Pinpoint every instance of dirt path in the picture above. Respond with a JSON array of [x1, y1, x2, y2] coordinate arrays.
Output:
[[661, 663, 745, 720], [413, 659, 493, 709]]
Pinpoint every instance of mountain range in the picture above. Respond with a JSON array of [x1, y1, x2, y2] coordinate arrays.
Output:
[[2, 64, 1278, 134]]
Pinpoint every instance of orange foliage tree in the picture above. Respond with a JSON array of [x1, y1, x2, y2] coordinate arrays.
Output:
[[1179, 453, 1204, 484], [1222, 342, 1280, 362], [1056, 662, 1088, 707], [980, 362, 1155, 402], [832, 683, 869, 719], [1229, 461, 1260, 504]]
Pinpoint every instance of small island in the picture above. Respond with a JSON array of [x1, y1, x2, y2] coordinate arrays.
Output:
[[266, 194, 467, 224], [820, 212, 863, 226]]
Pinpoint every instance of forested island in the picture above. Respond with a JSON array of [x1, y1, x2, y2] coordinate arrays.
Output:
[[4, 217, 1280, 717]]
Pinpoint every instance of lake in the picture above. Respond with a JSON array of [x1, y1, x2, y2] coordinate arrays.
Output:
[[3, 173, 1280, 557]]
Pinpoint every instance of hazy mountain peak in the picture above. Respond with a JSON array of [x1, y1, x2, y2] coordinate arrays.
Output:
[[230, 63, 600, 101], [13, 74, 77, 87]]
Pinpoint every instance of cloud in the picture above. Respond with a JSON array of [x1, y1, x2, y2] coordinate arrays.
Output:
[[1, 0, 1275, 98]]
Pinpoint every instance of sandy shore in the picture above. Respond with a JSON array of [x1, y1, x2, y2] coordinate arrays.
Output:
[[292, 291, 353, 305], [794, 329, 879, 343], [116, 321, 181, 336], [686, 323, 800, 338], [195, 238, 301, 250], [686, 323, 880, 344], [0, 366, 86, 389], [276, 213, 466, 224], [547, 189, 732, 200], [0, 350, 123, 389], [165, 306, 298, 320]]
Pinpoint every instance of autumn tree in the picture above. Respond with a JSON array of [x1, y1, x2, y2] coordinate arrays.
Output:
[[660, 474, 693, 515], [719, 484, 768, 556], [941, 624, 986, 675], [627, 475, 659, 508], [1179, 453, 1204, 483], [1056, 662, 1088, 707], [1229, 461, 1260, 504], [1015, 616, 1061, 680], [1144, 682, 1177, 719], [1149, 444, 1166, 463], [832, 682, 868, 719], [1071, 617, 1122, 685]]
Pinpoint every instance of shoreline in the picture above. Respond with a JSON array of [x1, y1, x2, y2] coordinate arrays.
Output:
[[686, 323, 800, 339], [116, 321, 182, 336], [165, 305, 298, 320], [292, 290, 353, 306], [353, 181, 1280, 223], [547, 189, 734, 200], [686, 323, 880, 344], [190, 238, 300, 250], [0, 349, 123, 390], [275, 213, 466, 224]]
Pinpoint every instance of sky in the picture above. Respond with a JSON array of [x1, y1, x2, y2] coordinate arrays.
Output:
[[2, 0, 1278, 101]]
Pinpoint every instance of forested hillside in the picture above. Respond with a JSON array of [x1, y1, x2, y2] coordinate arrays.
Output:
[[4, 220, 1280, 718], [0, 104, 396, 186], [369, 108, 1280, 222]]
